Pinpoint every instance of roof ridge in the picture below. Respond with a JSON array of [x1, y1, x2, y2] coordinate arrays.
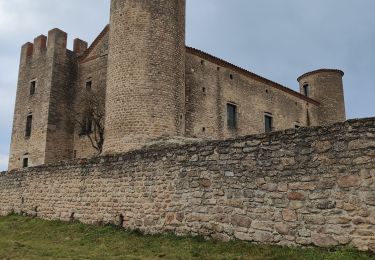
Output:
[[186, 46, 320, 106]]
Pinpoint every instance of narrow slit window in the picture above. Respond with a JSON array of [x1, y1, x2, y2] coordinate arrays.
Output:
[[30, 80, 36, 95], [265, 114, 273, 133], [227, 103, 237, 129], [86, 118, 93, 133], [22, 158, 29, 168], [25, 114, 33, 138], [303, 83, 309, 97], [86, 80, 92, 91]]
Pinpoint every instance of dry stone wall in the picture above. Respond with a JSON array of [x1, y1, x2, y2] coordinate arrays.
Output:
[[1, 118, 375, 252]]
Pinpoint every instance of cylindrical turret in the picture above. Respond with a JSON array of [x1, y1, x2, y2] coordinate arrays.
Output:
[[297, 69, 346, 125], [104, 0, 186, 154]]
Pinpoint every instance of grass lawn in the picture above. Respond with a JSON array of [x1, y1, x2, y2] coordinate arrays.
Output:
[[0, 215, 373, 260]]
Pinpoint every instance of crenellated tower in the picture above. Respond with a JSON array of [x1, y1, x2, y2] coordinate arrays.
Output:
[[103, 0, 186, 154], [8, 29, 77, 170]]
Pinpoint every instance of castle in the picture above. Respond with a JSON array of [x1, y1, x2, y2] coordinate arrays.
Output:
[[4, 2, 375, 252], [8, 0, 346, 170]]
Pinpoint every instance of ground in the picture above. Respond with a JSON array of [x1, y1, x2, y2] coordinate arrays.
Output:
[[0, 215, 373, 260]]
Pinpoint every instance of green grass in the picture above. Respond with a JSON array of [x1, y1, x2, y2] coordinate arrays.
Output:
[[0, 215, 373, 260]]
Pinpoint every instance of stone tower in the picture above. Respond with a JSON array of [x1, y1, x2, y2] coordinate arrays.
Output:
[[298, 69, 346, 125], [8, 29, 75, 170], [103, 0, 186, 154]]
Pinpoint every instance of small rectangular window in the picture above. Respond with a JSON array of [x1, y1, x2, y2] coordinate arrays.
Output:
[[30, 80, 36, 95], [23, 158, 29, 168], [86, 118, 93, 133], [265, 114, 273, 133], [25, 115, 33, 137], [86, 80, 92, 91], [80, 117, 93, 135], [303, 84, 309, 97], [227, 103, 237, 129]]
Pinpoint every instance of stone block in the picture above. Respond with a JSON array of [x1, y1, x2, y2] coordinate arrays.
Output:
[[275, 223, 290, 235], [337, 175, 361, 188], [313, 141, 332, 153], [234, 232, 252, 241], [231, 215, 252, 228], [253, 231, 274, 242], [251, 221, 274, 232], [287, 192, 305, 201], [348, 140, 375, 150], [311, 233, 339, 247], [282, 209, 297, 222]]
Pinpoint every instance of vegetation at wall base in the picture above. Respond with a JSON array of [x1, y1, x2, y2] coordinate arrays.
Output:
[[0, 215, 373, 260]]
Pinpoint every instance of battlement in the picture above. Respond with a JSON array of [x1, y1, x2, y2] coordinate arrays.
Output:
[[20, 28, 87, 62], [73, 38, 88, 56], [32, 35, 47, 55]]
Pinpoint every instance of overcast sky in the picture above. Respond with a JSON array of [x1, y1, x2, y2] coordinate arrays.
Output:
[[0, 0, 374, 171]]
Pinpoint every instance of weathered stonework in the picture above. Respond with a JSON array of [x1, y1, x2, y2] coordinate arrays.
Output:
[[1, 118, 375, 252], [8, 0, 347, 170]]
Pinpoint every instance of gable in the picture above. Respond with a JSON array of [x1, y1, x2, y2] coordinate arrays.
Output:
[[78, 25, 109, 63]]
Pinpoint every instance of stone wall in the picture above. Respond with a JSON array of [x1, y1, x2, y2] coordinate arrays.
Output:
[[185, 48, 320, 140], [73, 26, 109, 159], [2, 117, 374, 252]]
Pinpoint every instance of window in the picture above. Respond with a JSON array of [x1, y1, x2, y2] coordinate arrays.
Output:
[[295, 122, 301, 129], [227, 103, 237, 129], [25, 114, 33, 138], [30, 80, 36, 95], [86, 80, 92, 91], [230, 74, 234, 80], [265, 114, 273, 133], [22, 158, 29, 168], [80, 117, 93, 135], [303, 83, 309, 97]]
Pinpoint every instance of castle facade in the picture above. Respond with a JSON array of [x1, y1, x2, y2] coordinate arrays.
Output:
[[8, 0, 346, 170]]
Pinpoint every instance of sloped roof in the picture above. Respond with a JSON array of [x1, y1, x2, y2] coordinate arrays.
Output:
[[186, 47, 320, 106]]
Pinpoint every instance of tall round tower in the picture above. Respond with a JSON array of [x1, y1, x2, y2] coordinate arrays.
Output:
[[297, 69, 346, 125], [104, 0, 186, 154]]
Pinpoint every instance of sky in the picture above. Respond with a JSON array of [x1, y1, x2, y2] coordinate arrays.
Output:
[[0, 0, 374, 171]]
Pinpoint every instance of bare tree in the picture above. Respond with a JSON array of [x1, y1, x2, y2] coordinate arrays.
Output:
[[72, 87, 105, 155]]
